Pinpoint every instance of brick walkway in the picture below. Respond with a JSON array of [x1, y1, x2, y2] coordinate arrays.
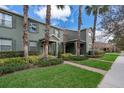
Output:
[[64, 61, 107, 75]]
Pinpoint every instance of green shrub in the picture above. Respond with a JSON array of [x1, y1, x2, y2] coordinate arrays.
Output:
[[69, 56, 88, 61], [88, 50, 105, 56], [95, 50, 105, 55], [0, 55, 63, 75], [27, 56, 40, 65], [61, 53, 88, 61], [37, 58, 63, 67], [48, 55, 56, 59], [49, 58, 63, 65], [0, 51, 39, 58], [0, 57, 29, 75], [61, 53, 73, 60]]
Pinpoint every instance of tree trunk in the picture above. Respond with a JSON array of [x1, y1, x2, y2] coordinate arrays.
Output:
[[77, 5, 82, 56], [63, 42, 66, 54], [23, 5, 29, 58], [92, 8, 97, 56], [44, 5, 51, 60]]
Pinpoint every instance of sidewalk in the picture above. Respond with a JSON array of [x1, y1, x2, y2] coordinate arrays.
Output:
[[98, 53, 124, 88]]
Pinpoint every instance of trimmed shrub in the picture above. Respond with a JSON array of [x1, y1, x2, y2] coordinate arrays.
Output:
[[61, 53, 88, 61], [0, 51, 39, 58], [61, 53, 74, 60], [37, 58, 63, 67], [0, 56, 63, 76], [49, 58, 63, 65], [0, 57, 29, 75], [27, 56, 40, 65], [87, 50, 105, 58], [69, 56, 88, 61]]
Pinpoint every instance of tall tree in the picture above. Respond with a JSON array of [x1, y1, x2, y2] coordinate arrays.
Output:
[[44, 5, 64, 59], [23, 5, 29, 58], [77, 5, 82, 56], [100, 6, 124, 50], [85, 5, 108, 56]]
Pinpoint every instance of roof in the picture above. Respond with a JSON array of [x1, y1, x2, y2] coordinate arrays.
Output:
[[65, 39, 86, 43], [0, 8, 89, 32], [0, 8, 64, 31]]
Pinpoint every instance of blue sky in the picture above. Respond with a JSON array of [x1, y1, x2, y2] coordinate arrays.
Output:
[[0, 5, 95, 31]]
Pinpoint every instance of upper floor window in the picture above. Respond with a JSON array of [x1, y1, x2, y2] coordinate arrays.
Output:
[[0, 13, 12, 28], [29, 22, 37, 33], [54, 29, 60, 38], [0, 39, 12, 51]]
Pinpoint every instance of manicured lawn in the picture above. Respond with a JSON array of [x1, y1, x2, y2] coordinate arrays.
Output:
[[0, 64, 103, 88], [73, 59, 112, 70], [100, 53, 119, 62]]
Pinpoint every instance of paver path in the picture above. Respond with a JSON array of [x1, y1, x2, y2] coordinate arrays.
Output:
[[64, 61, 107, 75], [98, 53, 124, 88]]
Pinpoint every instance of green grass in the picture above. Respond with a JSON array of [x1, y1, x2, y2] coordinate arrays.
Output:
[[73, 59, 112, 70], [0, 64, 103, 88], [100, 53, 119, 62]]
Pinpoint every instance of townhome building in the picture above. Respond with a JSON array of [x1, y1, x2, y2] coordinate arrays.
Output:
[[0, 8, 92, 56]]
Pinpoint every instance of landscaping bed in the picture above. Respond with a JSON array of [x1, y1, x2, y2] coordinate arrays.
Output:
[[61, 53, 88, 61], [0, 64, 103, 88], [0, 56, 63, 76]]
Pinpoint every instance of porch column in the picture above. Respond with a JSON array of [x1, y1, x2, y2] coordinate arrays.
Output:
[[75, 41, 78, 55], [56, 42, 59, 57], [63, 42, 66, 54]]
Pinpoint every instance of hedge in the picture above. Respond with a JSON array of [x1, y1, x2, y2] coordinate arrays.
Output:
[[61, 53, 88, 61], [0, 56, 63, 76], [0, 51, 39, 58]]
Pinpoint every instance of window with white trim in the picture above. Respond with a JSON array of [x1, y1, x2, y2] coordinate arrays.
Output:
[[0, 39, 12, 51], [54, 29, 60, 38], [29, 41, 37, 51], [0, 13, 12, 28], [29, 22, 37, 33]]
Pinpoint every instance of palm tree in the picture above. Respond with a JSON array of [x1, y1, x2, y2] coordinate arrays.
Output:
[[44, 5, 64, 60], [77, 5, 83, 56], [85, 5, 108, 56], [23, 5, 29, 58]]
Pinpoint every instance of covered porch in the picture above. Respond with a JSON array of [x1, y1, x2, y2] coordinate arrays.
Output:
[[39, 35, 60, 57], [63, 39, 86, 55]]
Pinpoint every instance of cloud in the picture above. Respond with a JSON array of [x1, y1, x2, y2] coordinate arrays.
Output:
[[95, 30, 113, 43], [35, 5, 71, 22], [0, 5, 9, 10], [70, 19, 74, 23]]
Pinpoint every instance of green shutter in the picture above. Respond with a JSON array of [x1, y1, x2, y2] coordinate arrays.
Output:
[[12, 15, 16, 28], [37, 23, 39, 32], [12, 40, 16, 51]]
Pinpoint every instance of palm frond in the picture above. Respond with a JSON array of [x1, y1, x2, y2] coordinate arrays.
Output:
[[85, 6, 92, 16], [56, 5, 65, 10]]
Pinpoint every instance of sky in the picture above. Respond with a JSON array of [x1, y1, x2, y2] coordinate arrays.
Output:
[[0, 5, 94, 30], [0, 5, 112, 42]]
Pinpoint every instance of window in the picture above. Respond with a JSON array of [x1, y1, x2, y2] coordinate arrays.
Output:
[[29, 22, 37, 33], [54, 29, 60, 38], [29, 41, 37, 51], [0, 39, 12, 51], [0, 13, 2, 25], [0, 13, 12, 28]]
